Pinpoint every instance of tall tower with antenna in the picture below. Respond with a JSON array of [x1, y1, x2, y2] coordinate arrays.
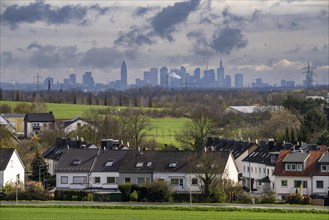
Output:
[[302, 62, 316, 87]]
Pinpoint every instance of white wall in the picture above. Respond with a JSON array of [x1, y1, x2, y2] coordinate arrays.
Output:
[[64, 120, 90, 133], [56, 172, 89, 190], [312, 176, 329, 195], [275, 176, 311, 198], [242, 161, 275, 191], [90, 172, 119, 190], [1, 150, 25, 190], [225, 153, 239, 183]]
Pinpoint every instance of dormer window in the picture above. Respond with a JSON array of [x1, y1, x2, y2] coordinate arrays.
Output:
[[105, 159, 114, 167], [169, 161, 177, 168], [146, 162, 152, 167], [73, 159, 81, 165], [285, 163, 303, 171], [321, 165, 329, 172], [136, 162, 143, 168]]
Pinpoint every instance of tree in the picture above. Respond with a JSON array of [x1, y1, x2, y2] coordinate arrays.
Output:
[[118, 109, 151, 150], [0, 126, 15, 148], [16, 140, 45, 171], [14, 103, 33, 113], [188, 151, 231, 201], [0, 104, 12, 113], [176, 106, 215, 150], [302, 108, 327, 143], [30, 154, 48, 182]]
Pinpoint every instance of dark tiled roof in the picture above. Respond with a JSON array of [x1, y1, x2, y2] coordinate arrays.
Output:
[[92, 150, 127, 172], [24, 113, 55, 122], [206, 138, 257, 159], [0, 148, 15, 171], [62, 117, 85, 127], [318, 153, 329, 163], [242, 148, 277, 166], [282, 151, 309, 163], [55, 149, 99, 173]]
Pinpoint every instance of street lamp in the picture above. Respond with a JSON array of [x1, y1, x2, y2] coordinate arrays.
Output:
[[15, 174, 19, 205]]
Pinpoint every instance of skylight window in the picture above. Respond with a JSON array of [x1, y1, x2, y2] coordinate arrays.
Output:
[[73, 159, 81, 165], [169, 161, 177, 168], [146, 162, 152, 167], [136, 162, 144, 168], [105, 159, 114, 167]]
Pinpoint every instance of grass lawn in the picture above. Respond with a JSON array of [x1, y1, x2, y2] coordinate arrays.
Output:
[[1, 206, 328, 220]]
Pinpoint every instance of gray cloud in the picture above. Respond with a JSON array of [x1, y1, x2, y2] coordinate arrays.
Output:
[[1, 1, 111, 29], [151, 0, 200, 41], [222, 7, 245, 27], [1, 52, 15, 67], [114, 25, 155, 49], [211, 27, 248, 55], [186, 31, 213, 57], [276, 20, 304, 31], [133, 7, 149, 17], [80, 47, 123, 68], [29, 44, 78, 68]]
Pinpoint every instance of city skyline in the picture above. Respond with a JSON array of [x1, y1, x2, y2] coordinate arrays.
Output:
[[0, 1, 328, 86]]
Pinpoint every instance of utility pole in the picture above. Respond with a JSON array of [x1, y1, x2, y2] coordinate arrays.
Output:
[[302, 62, 316, 87]]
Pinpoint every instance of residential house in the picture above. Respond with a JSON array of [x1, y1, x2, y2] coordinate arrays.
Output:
[[0, 148, 25, 190], [24, 112, 55, 138], [206, 138, 259, 176], [2, 113, 25, 137], [55, 149, 99, 190], [0, 115, 16, 133], [61, 117, 93, 134], [55, 149, 239, 194], [241, 145, 277, 193], [273, 146, 328, 200], [223, 106, 282, 114]]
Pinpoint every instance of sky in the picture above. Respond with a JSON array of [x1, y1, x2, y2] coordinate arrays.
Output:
[[0, 0, 328, 86]]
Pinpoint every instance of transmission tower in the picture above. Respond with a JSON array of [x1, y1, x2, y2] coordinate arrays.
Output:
[[302, 62, 316, 87]]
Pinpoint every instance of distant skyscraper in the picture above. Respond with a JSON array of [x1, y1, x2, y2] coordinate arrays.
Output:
[[83, 72, 95, 90], [69, 74, 76, 87], [255, 78, 263, 87], [235, 73, 243, 88], [217, 60, 225, 87], [204, 69, 215, 82], [225, 75, 231, 88], [44, 77, 54, 90], [121, 60, 127, 89], [160, 67, 168, 88], [150, 68, 158, 86], [194, 67, 201, 83]]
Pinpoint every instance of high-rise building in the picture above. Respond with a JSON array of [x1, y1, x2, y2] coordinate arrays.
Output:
[[204, 69, 215, 82], [83, 72, 95, 90], [194, 67, 201, 83], [69, 74, 76, 87], [235, 73, 243, 88], [121, 60, 127, 89], [225, 75, 231, 88], [160, 67, 168, 88], [44, 77, 54, 90], [255, 78, 263, 87], [150, 68, 158, 86], [217, 60, 225, 87]]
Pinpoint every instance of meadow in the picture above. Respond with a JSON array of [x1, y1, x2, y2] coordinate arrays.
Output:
[[0, 101, 188, 147], [1, 206, 328, 220]]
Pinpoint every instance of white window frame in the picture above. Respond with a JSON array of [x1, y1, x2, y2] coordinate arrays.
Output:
[[281, 180, 288, 188], [285, 163, 290, 171], [106, 177, 116, 184], [297, 164, 303, 171], [94, 177, 100, 184], [61, 176, 68, 184], [73, 176, 86, 184], [316, 180, 324, 189]]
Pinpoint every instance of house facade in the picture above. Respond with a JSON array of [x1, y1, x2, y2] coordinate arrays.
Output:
[[61, 117, 93, 134], [24, 112, 55, 138], [273, 146, 328, 200], [55, 149, 239, 194], [0, 148, 25, 190]]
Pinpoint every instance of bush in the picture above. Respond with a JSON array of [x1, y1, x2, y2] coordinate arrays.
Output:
[[144, 180, 172, 202], [129, 191, 138, 202], [236, 191, 254, 204], [118, 183, 140, 201], [286, 193, 303, 204], [302, 195, 312, 205], [260, 191, 277, 204]]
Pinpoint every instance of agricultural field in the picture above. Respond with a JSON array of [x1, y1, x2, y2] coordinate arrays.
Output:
[[0, 101, 188, 147], [1, 206, 328, 220]]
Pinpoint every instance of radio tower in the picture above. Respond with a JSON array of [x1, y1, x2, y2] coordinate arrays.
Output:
[[302, 62, 316, 87]]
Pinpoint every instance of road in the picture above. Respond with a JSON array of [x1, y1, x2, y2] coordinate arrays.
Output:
[[1, 201, 328, 211]]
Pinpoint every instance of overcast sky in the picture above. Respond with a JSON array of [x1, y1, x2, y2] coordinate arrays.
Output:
[[0, 0, 328, 86]]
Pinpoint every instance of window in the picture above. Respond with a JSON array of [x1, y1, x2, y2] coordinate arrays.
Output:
[[73, 159, 81, 165], [137, 177, 145, 184], [255, 167, 257, 174], [263, 168, 265, 174], [94, 177, 100, 184], [125, 177, 131, 183], [107, 177, 115, 184], [259, 167, 261, 173], [316, 181, 324, 189], [243, 166, 245, 172], [192, 178, 198, 185], [297, 164, 303, 171], [146, 162, 152, 167], [61, 176, 68, 184], [321, 165, 329, 172], [136, 162, 143, 168], [247, 167, 250, 172], [169, 161, 177, 168], [294, 180, 307, 188], [281, 180, 288, 187], [73, 176, 86, 184], [171, 178, 179, 185], [105, 160, 114, 167], [77, 123, 81, 127], [10, 160, 13, 168], [250, 167, 253, 173], [291, 164, 296, 171], [285, 163, 290, 171], [267, 169, 269, 175]]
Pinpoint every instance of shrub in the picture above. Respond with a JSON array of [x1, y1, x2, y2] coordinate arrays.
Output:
[[129, 190, 138, 202], [118, 183, 140, 201], [236, 191, 253, 204], [302, 195, 312, 205], [144, 180, 172, 202], [286, 193, 303, 204], [260, 191, 277, 204]]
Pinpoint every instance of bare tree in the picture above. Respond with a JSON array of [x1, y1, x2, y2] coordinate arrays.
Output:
[[118, 108, 151, 150], [176, 106, 215, 150]]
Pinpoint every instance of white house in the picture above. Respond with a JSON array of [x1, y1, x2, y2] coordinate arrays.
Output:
[[61, 117, 94, 134], [24, 112, 55, 138], [0, 148, 25, 190]]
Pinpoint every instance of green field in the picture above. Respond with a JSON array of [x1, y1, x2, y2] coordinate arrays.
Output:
[[0, 101, 188, 147], [1, 206, 328, 220]]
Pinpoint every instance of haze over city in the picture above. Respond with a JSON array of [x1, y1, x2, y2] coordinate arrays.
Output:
[[0, 0, 328, 86]]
